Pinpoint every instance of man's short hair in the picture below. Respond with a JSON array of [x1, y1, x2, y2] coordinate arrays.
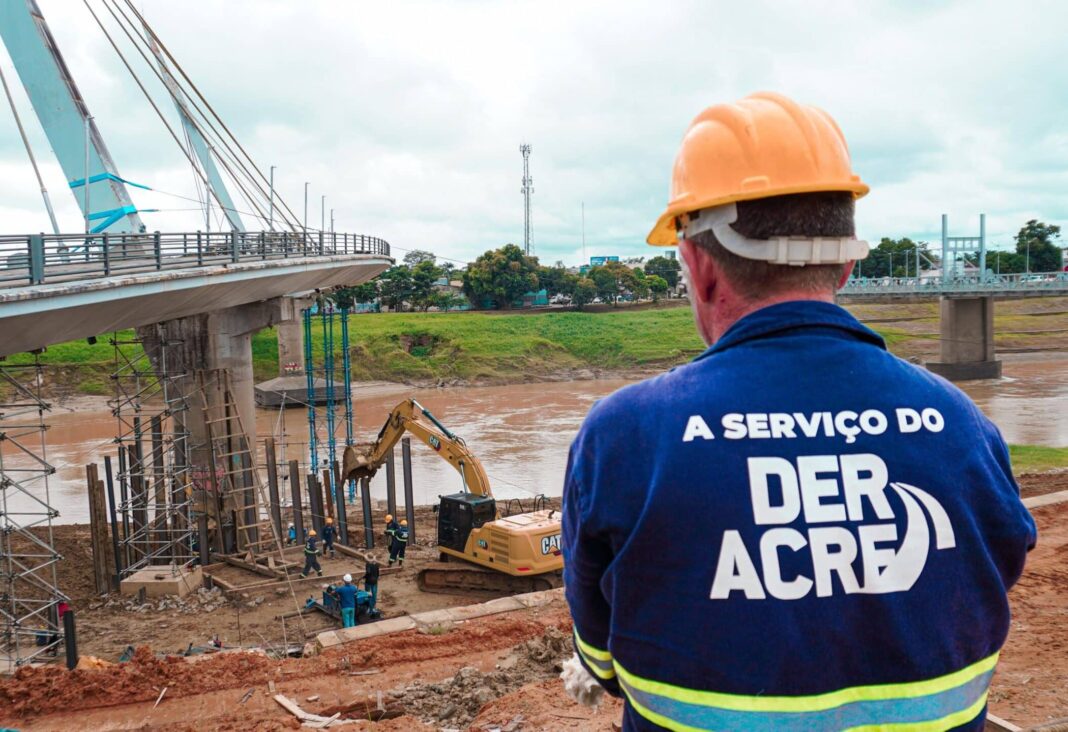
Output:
[[689, 192, 855, 301]]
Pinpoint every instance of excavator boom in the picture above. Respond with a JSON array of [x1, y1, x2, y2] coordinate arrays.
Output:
[[341, 399, 491, 497], [341, 398, 563, 593]]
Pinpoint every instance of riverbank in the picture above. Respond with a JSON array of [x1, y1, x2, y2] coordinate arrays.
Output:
[[7, 296, 1068, 396]]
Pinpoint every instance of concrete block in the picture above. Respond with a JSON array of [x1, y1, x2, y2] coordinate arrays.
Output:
[[410, 608, 457, 626], [120, 565, 203, 598], [515, 587, 565, 608], [926, 360, 1002, 381]]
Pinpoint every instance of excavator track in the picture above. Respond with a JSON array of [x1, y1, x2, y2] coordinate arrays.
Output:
[[416, 562, 562, 596]]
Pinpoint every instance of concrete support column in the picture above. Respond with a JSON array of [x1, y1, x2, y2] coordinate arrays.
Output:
[[926, 296, 1002, 380], [276, 319, 304, 375], [139, 298, 291, 511]]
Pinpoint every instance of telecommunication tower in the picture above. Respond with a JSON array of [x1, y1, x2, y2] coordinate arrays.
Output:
[[520, 144, 533, 255]]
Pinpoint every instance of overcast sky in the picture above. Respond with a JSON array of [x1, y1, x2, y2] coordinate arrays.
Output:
[[1, 0, 1066, 267]]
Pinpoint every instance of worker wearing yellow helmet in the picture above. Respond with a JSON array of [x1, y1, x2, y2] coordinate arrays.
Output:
[[299, 527, 323, 579], [389, 518, 409, 567], [561, 93, 1036, 731], [384, 513, 399, 554], [322, 516, 338, 559]]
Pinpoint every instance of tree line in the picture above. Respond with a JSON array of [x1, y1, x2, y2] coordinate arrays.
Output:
[[855, 220, 1062, 278], [335, 244, 682, 311], [334, 219, 1061, 311]]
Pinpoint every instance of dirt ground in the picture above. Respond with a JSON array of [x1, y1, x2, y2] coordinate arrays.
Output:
[[3, 478, 1068, 730]]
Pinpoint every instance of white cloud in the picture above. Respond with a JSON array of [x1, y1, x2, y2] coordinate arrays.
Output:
[[1, 0, 1065, 265]]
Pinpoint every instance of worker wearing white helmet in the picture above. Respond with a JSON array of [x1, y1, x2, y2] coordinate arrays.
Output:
[[333, 573, 358, 628], [562, 93, 1036, 731]]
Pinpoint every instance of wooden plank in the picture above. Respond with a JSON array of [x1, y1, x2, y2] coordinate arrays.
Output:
[[220, 554, 284, 579]]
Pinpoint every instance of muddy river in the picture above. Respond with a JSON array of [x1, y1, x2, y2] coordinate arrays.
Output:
[[7, 356, 1068, 524]]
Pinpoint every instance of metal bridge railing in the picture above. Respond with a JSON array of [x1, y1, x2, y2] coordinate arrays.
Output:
[[0, 230, 390, 288], [840, 271, 1068, 296]]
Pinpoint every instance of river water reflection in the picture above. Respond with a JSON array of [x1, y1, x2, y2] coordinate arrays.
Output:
[[12, 356, 1068, 524]]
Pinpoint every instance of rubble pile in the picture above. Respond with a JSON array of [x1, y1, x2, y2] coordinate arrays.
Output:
[[95, 586, 230, 614], [384, 626, 571, 728]]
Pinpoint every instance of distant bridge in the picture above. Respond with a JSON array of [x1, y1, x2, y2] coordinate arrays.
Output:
[[839, 272, 1068, 301]]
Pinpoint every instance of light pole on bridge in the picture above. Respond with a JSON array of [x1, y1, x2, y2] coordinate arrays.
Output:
[[321, 195, 326, 234], [304, 182, 309, 238]]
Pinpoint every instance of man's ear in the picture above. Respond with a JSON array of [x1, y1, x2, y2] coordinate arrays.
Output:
[[679, 239, 718, 305], [837, 261, 857, 289]]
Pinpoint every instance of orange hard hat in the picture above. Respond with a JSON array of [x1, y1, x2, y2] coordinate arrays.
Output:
[[309, 529, 317, 537], [400, 519, 408, 526], [385, 514, 393, 522], [647, 92, 869, 246], [326, 517, 333, 524]]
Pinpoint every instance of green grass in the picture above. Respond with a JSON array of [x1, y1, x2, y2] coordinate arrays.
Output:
[[3, 306, 929, 394], [1009, 444, 1068, 473]]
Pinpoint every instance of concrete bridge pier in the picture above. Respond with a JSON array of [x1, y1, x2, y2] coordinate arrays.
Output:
[[926, 296, 1002, 381], [139, 298, 303, 548]]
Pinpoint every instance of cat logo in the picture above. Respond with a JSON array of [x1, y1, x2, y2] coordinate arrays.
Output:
[[478, 539, 488, 549], [428, 435, 441, 451], [541, 534, 562, 555]]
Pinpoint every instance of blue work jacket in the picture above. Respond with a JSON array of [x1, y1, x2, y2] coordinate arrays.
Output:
[[562, 301, 1036, 731]]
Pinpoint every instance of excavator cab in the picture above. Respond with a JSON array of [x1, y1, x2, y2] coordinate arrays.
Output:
[[436, 493, 497, 553]]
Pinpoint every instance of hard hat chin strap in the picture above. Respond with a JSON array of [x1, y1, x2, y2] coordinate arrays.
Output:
[[678, 203, 869, 266]]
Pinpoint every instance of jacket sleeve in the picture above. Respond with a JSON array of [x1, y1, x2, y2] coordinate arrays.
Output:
[[562, 445, 621, 697]]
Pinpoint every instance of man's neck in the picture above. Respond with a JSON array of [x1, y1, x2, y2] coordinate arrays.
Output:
[[710, 290, 836, 343]]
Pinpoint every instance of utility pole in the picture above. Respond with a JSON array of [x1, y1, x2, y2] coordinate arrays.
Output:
[[269, 165, 276, 231], [520, 144, 533, 255], [321, 195, 325, 233], [330, 209, 335, 234], [303, 182, 309, 239], [581, 201, 586, 264]]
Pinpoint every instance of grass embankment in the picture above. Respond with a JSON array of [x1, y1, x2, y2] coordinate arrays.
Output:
[[1008, 445, 1068, 473]]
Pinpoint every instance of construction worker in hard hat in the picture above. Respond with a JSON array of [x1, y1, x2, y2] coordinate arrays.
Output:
[[561, 92, 1036, 731], [384, 513, 399, 554], [286, 522, 297, 546], [300, 528, 323, 579], [389, 519, 408, 567], [331, 573, 358, 628], [322, 516, 338, 559]]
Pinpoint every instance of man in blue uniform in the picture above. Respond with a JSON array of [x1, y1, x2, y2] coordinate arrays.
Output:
[[389, 519, 408, 567], [300, 529, 323, 579], [322, 517, 338, 559], [332, 573, 358, 628], [384, 513, 398, 553], [562, 92, 1037, 731]]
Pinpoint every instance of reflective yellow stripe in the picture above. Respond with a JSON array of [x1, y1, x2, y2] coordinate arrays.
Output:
[[613, 652, 998, 713], [573, 628, 612, 661], [574, 628, 616, 680]]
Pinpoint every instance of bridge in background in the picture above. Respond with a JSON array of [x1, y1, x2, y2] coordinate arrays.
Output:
[[838, 270, 1068, 380]]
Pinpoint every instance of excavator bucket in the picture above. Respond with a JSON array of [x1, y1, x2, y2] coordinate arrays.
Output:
[[340, 444, 377, 483]]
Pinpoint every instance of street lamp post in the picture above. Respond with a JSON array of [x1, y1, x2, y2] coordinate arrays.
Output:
[[321, 195, 326, 233], [304, 182, 309, 239], [1026, 241, 1031, 274]]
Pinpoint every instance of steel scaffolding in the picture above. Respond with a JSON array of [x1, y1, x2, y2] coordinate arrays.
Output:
[[110, 328, 195, 574], [0, 355, 66, 668]]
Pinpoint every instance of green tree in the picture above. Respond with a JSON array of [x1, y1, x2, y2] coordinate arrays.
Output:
[[377, 265, 414, 311], [403, 249, 437, 268], [647, 274, 669, 303], [645, 255, 681, 288], [410, 259, 444, 311], [986, 250, 1027, 274], [589, 261, 644, 305], [538, 264, 572, 297], [432, 290, 465, 311], [331, 282, 378, 308], [570, 277, 597, 309], [462, 244, 540, 309], [1014, 220, 1062, 272], [856, 238, 935, 278]]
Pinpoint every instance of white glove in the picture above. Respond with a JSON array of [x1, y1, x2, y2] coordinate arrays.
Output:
[[561, 653, 606, 708]]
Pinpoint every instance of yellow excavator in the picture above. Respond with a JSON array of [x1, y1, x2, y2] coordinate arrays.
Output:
[[341, 398, 563, 594]]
